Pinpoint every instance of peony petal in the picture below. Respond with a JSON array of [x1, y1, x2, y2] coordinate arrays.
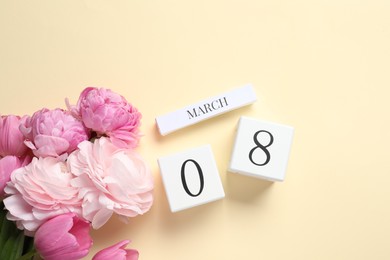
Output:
[[74, 87, 141, 147], [91, 207, 113, 229], [3, 156, 83, 232], [33, 135, 69, 157], [66, 136, 154, 227], [3, 194, 34, 221], [22, 108, 89, 158]]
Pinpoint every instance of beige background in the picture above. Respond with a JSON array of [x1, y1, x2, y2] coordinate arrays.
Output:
[[1, 1, 390, 259]]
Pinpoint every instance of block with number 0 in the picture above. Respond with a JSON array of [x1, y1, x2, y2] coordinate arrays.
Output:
[[229, 116, 294, 181], [158, 145, 225, 212]]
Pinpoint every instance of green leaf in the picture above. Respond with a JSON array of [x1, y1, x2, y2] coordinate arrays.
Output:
[[0, 203, 5, 230], [17, 249, 37, 260], [0, 202, 7, 249], [0, 202, 33, 260], [23, 236, 35, 255], [0, 203, 36, 260], [0, 209, 17, 253], [1, 231, 25, 260]]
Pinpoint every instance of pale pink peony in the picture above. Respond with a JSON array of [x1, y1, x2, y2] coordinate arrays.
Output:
[[20, 108, 90, 158], [35, 213, 92, 260], [3, 157, 82, 234], [0, 115, 30, 157], [71, 87, 142, 148], [92, 240, 139, 260], [0, 155, 31, 197], [67, 137, 153, 229]]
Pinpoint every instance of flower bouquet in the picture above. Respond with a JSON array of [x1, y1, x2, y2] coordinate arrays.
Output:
[[0, 87, 154, 259]]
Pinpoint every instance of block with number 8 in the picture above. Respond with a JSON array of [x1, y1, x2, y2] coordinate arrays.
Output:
[[229, 116, 294, 181], [158, 145, 225, 212]]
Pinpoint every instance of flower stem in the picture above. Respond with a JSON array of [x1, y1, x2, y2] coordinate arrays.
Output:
[[17, 249, 37, 260]]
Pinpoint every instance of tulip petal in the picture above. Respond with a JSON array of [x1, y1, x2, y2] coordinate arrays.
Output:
[[92, 240, 139, 260], [34, 214, 74, 251], [35, 214, 92, 260], [69, 218, 93, 251], [0, 115, 30, 157], [127, 249, 139, 260], [0, 156, 21, 195]]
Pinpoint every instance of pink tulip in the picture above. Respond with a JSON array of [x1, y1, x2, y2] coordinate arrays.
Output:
[[72, 87, 142, 148], [35, 213, 92, 260], [0, 115, 29, 157], [0, 155, 31, 196], [92, 240, 138, 260], [20, 108, 90, 158]]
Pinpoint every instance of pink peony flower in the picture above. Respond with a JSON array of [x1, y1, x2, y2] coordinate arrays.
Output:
[[92, 240, 138, 260], [71, 87, 142, 148], [20, 108, 90, 158], [3, 157, 82, 234], [0, 115, 30, 157], [0, 155, 31, 196], [67, 137, 153, 229], [35, 213, 92, 260]]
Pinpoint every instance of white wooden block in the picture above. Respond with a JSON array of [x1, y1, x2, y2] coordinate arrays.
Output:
[[155, 84, 257, 135], [158, 145, 225, 212], [229, 116, 294, 181]]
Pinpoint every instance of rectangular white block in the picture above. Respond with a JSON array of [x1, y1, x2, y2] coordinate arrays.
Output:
[[155, 84, 257, 135], [158, 145, 225, 212], [229, 116, 294, 182]]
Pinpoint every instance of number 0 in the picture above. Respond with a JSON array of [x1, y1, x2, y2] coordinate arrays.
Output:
[[181, 159, 204, 197]]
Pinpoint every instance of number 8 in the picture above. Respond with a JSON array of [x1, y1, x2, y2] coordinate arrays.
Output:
[[249, 130, 274, 166]]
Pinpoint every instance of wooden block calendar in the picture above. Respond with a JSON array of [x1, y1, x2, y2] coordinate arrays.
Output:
[[229, 116, 294, 181], [157, 145, 225, 212], [156, 86, 294, 212]]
